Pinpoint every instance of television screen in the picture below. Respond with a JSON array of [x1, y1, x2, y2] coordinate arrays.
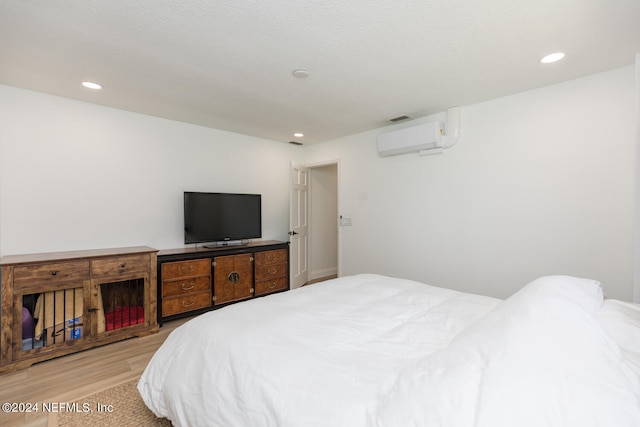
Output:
[[184, 192, 262, 245]]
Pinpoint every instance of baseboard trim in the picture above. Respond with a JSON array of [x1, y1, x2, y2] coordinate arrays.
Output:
[[309, 267, 338, 281]]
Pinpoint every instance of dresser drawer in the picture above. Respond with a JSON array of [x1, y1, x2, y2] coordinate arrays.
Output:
[[13, 260, 90, 286], [254, 249, 287, 266], [255, 262, 287, 281], [162, 291, 211, 316], [162, 258, 210, 279], [255, 277, 288, 296], [91, 254, 150, 278], [162, 276, 211, 298]]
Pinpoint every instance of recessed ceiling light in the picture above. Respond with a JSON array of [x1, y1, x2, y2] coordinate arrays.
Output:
[[82, 81, 102, 90], [540, 52, 565, 64], [294, 132, 304, 138]]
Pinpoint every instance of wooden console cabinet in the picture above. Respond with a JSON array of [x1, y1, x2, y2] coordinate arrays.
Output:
[[157, 240, 289, 323], [0, 246, 158, 374]]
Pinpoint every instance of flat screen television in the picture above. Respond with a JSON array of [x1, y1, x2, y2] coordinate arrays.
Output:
[[184, 192, 262, 246]]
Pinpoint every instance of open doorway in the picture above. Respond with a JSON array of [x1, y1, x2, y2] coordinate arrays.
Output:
[[289, 161, 339, 288], [308, 163, 339, 284]]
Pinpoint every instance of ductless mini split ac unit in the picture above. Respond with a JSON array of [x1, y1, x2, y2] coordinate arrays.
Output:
[[376, 107, 461, 157], [377, 121, 444, 156]]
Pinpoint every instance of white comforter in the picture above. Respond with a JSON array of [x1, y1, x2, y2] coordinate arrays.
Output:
[[138, 274, 640, 426]]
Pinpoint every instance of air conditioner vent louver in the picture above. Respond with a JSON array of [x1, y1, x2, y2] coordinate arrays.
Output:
[[389, 115, 411, 123]]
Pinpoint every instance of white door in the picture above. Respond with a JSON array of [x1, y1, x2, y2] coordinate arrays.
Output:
[[289, 161, 309, 288]]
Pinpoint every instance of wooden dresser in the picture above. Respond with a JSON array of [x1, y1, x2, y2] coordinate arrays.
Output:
[[0, 246, 158, 374], [157, 241, 289, 323]]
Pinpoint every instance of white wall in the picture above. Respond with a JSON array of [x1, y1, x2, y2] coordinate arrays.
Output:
[[635, 53, 640, 301], [1, 65, 637, 301], [304, 66, 637, 301], [0, 85, 302, 256]]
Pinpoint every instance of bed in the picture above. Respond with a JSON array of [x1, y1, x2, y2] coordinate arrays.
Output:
[[138, 274, 640, 426]]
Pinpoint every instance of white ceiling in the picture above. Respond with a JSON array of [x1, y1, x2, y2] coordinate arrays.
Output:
[[1, 1, 639, 145]]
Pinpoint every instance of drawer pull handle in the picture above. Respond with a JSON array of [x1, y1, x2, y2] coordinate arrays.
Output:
[[182, 299, 195, 307], [51, 271, 58, 276], [228, 271, 240, 284], [181, 282, 195, 291], [268, 281, 278, 289], [267, 267, 277, 275], [120, 263, 127, 268], [180, 265, 195, 274], [267, 254, 277, 261]]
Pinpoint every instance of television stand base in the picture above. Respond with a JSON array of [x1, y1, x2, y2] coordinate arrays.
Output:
[[203, 240, 246, 248]]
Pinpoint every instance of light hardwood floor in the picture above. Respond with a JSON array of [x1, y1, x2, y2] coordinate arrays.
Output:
[[0, 317, 189, 427], [306, 274, 337, 286]]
